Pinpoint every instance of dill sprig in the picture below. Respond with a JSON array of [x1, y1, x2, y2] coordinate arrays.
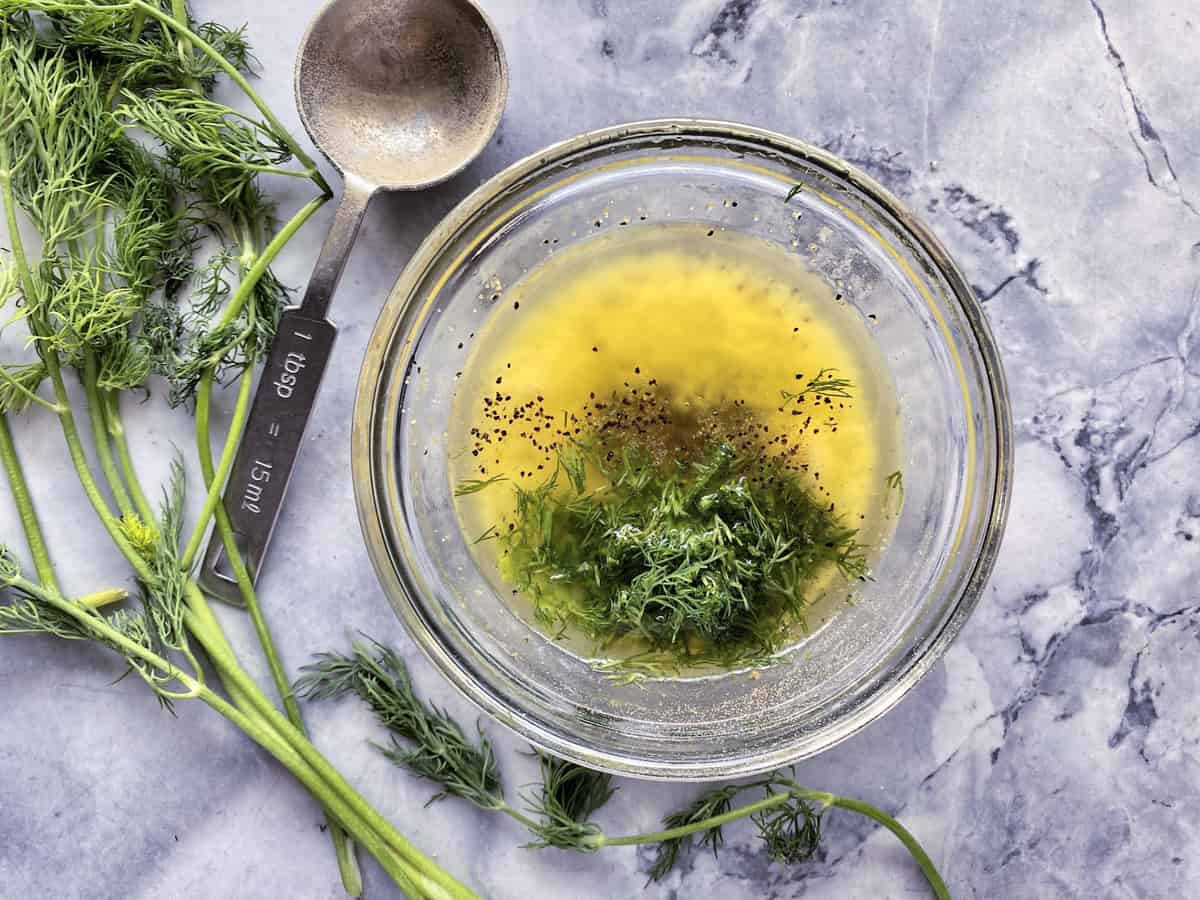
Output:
[[296, 639, 508, 812], [0, 4, 308, 406], [496, 438, 869, 670], [296, 640, 617, 848], [780, 366, 854, 402], [302, 636, 951, 898], [454, 474, 508, 496], [886, 468, 904, 514], [521, 752, 615, 850], [645, 782, 742, 880]]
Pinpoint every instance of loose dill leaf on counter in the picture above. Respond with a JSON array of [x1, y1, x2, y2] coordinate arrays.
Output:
[[522, 753, 615, 850], [296, 639, 507, 811], [646, 783, 743, 881], [303, 636, 951, 898], [493, 436, 868, 669], [751, 782, 823, 864]]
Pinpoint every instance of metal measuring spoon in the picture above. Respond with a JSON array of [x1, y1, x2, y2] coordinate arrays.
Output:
[[200, 0, 508, 603]]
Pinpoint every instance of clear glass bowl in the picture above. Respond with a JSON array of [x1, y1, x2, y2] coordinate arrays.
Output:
[[353, 120, 1012, 779]]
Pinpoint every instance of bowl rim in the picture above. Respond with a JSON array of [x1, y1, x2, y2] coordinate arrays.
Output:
[[352, 117, 1014, 780]]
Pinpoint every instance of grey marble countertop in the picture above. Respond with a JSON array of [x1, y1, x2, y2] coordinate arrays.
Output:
[[3, 1, 1198, 897]]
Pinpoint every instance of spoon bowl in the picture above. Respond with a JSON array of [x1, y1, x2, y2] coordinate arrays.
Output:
[[296, 0, 509, 189]]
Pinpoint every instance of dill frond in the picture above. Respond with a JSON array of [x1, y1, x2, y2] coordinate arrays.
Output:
[[296, 639, 507, 811], [137, 458, 189, 651], [779, 367, 854, 402], [0, 362, 49, 414], [647, 783, 742, 881], [454, 474, 507, 496], [751, 783, 823, 864], [96, 340, 152, 392], [521, 753, 614, 850], [118, 89, 292, 213]]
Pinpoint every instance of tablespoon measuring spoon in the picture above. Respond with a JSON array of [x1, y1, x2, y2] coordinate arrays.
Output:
[[200, 0, 508, 603]]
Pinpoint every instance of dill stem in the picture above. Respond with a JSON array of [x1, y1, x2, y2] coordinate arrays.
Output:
[[498, 805, 544, 833], [181, 612, 474, 900], [814, 793, 951, 900], [215, 194, 327, 332], [0, 116, 36, 305], [200, 687, 438, 899], [13, 577, 452, 900], [179, 362, 253, 570], [129, 0, 331, 193], [178, 193, 327, 568], [168, 0, 201, 94], [0, 414, 58, 591], [180, 582, 267, 717], [103, 391, 155, 525], [43, 351, 154, 583], [82, 351, 135, 520], [597, 792, 792, 848], [77, 587, 128, 609], [195, 366, 362, 895], [596, 786, 949, 900]]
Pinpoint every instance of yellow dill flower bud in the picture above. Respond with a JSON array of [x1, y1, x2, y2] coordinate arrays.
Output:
[[118, 514, 159, 558]]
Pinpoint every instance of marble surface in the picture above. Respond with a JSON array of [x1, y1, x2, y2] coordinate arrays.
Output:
[[3, 1, 1199, 897]]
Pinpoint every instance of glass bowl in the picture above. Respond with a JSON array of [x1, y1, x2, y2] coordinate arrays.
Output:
[[352, 119, 1012, 780]]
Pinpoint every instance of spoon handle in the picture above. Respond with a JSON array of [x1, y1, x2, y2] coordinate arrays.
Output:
[[198, 180, 372, 604]]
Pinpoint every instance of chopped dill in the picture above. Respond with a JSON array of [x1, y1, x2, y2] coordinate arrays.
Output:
[[780, 367, 854, 402], [493, 436, 868, 670], [885, 469, 904, 514], [454, 474, 507, 496], [472, 524, 499, 545]]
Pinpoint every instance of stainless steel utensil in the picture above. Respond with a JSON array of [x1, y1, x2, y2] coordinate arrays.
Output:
[[200, 0, 508, 603]]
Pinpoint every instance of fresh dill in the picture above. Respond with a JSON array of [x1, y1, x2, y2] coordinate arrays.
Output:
[[886, 468, 904, 514], [779, 367, 854, 402], [472, 524, 499, 545], [494, 437, 868, 670], [454, 474, 507, 496], [301, 636, 952, 899], [297, 638, 506, 811], [0, 4, 481, 897], [295, 639, 615, 846], [521, 752, 615, 850]]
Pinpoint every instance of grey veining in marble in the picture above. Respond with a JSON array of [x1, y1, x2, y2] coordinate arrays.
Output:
[[2, 1, 1198, 897]]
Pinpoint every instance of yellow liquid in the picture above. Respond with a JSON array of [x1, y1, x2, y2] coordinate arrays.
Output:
[[451, 224, 901, 657]]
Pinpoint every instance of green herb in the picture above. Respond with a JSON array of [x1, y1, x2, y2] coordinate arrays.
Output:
[[0, 4, 474, 897], [300, 636, 952, 899], [785, 184, 804, 202], [886, 468, 904, 514], [472, 523, 499, 545], [522, 752, 615, 850], [496, 437, 867, 669], [298, 638, 507, 812], [645, 782, 742, 879], [780, 366, 854, 402], [454, 473, 507, 496]]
